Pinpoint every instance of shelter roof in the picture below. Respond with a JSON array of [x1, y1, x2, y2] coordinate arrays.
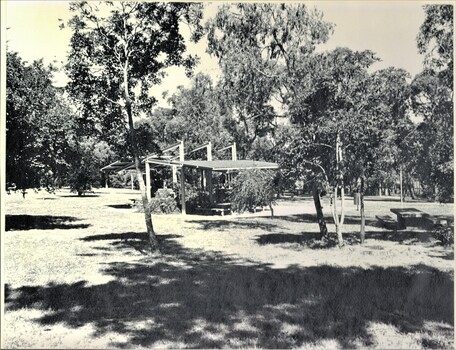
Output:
[[145, 158, 279, 172], [102, 159, 279, 173], [179, 160, 278, 171]]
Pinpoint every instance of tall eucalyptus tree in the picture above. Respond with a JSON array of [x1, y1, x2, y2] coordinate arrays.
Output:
[[66, 1, 203, 251]]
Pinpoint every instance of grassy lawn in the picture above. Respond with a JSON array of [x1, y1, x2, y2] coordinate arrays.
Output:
[[2, 188, 454, 349]]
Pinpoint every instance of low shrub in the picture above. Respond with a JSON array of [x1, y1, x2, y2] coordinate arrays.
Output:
[[433, 225, 454, 246], [133, 188, 179, 214], [155, 188, 175, 199], [149, 197, 179, 214], [172, 183, 208, 213], [108, 173, 127, 188]]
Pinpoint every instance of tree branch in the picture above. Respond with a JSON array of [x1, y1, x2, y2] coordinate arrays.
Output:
[[301, 159, 329, 183], [252, 66, 278, 79], [101, 94, 123, 107]]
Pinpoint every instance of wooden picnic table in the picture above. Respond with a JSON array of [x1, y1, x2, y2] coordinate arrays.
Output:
[[390, 208, 428, 230]]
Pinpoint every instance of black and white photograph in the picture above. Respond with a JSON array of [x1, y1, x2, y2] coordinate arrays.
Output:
[[1, 1, 454, 348]]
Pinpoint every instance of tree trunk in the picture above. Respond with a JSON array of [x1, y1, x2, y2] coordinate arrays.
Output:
[[269, 203, 274, 218], [332, 133, 345, 247], [360, 176, 366, 244], [134, 155, 159, 252], [332, 184, 345, 247], [336, 225, 343, 247], [407, 181, 416, 199], [130, 136, 159, 252], [313, 185, 328, 240], [124, 63, 159, 253]]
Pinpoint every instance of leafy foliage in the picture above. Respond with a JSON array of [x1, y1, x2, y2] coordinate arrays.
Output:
[[6, 51, 76, 189], [207, 3, 333, 157], [286, 48, 397, 186], [134, 189, 179, 214], [149, 197, 179, 214], [66, 1, 203, 114], [417, 4, 453, 87], [411, 5, 453, 202], [230, 169, 276, 213], [408, 73, 453, 202], [65, 1, 204, 162], [172, 182, 209, 213], [164, 73, 231, 154], [108, 173, 127, 188], [67, 137, 115, 195], [433, 225, 454, 246]]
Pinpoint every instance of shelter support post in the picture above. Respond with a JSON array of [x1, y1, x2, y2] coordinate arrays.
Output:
[[172, 165, 177, 183], [146, 161, 151, 201], [202, 142, 212, 189], [130, 173, 134, 190], [175, 139, 185, 186], [181, 166, 186, 215], [179, 140, 185, 161], [201, 169, 206, 189], [400, 167, 403, 208], [206, 169, 213, 205], [232, 143, 237, 161], [207, 142, 212, 161]]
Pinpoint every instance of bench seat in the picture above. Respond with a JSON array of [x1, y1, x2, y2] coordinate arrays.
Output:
[[376, 214, 397, 230], [425, 215, 454, 226]]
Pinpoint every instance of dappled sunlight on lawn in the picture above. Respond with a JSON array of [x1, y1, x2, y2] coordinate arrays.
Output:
[[4, 235, 454, 348], [3, 188, 454, 348]]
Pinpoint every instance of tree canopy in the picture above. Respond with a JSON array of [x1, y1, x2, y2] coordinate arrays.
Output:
[[6, 51, 76, 189], [417, 4, 453, 87], [207, 3, 334, 157]]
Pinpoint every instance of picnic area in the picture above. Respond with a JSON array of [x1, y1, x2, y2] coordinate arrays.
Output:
[[4, 2, 454, 349]]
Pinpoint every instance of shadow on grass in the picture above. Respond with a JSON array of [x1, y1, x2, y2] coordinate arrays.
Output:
[[193, 219, 283, 232], [255, 231, 363, 249], [5, 215, 91, 231], [81, 232, 182, 255], [270, 214, 379, 227], [192, 214, 378, 234], [428, 250, 454, 261], [58, 194, 100, 198], [4, 234, 453, 349], [80, 232, 182, 242], [57, 192, 100, 198], [363, 230, 436, 245], [106, 204, 133, 209], [255, 232, 337, 249]]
